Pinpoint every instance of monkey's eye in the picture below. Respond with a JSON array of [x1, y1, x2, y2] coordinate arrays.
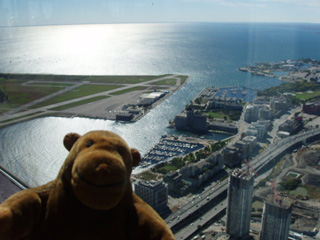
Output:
[[118, 146, 125, 155], [86, 140, 94, 147]]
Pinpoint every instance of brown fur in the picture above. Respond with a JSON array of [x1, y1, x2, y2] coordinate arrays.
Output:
[[0, 130, 175, 240]]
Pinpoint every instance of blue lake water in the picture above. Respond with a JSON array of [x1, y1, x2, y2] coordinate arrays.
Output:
[[1, 22, 320, 187]]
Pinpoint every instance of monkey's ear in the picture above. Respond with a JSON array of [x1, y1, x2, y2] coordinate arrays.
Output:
[[131, 148, 141, 167], [63, 133, 81, 151]]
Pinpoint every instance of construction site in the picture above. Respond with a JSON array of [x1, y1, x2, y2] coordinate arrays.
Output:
[[253, 141, 320, 238]]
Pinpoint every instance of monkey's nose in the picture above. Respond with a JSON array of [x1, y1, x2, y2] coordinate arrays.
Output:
[[96, 163, 109, 173]]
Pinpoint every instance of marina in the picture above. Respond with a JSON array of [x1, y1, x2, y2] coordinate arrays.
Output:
[[140, 135, 213, 167]]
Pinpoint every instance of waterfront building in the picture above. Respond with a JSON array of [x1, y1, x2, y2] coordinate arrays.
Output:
[[134, 180, 168, 213], [138, 91, 167, 106], [199, 87, 218, 100], [180, 159, 211, 177], [226, 169, 254, 240], [260, 196, 292, 240], [253, 96, 270, 105], [244, 104, 259, 123], [174, 110, 208, 133], [258, 106, 271, 120], [180, 157, 223, 189], [163, 171, 186, 195], [245, 104, 272, 123], [209, 121, 238, 134], [208, 99, 243, 111], [207, 152, 224, 168], [174, 112, 189, 130], [270, 97, 289, 112], [115, 111, 134, 121], [190, 113, 208, 133], [164, 152, 224, 193]]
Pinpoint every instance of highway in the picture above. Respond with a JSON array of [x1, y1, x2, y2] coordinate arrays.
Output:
[[249, 128, 320, 173], [166, 180, 228, 231], [174, 200, 227, 240], [166, 128, 320, 240]]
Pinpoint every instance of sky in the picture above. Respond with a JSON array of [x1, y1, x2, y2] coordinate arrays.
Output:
[[0, 0, 320, 27]]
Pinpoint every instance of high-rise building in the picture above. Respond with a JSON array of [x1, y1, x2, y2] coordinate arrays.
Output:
[[226, 168, 254, 240], [134, 180, 168, 213], [260, 196, 292, 240], [223, 146, 240, 168], [244, 104, 259, 123]]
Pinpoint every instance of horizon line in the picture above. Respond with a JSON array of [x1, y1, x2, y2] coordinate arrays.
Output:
[[1, 21, 320, 29]]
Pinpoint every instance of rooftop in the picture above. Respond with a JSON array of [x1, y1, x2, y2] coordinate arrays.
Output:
[[230, 168, 255, 181], [135, 180, 166, 189], [265, 195, 292, 209]]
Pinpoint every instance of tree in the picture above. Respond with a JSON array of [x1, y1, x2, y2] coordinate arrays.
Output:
[[257, 179, 266, 188], [171, 158, 184, 168], [281, 178, 301, 190], [195, 98, 202, 104], [0, 89, 8, 103]]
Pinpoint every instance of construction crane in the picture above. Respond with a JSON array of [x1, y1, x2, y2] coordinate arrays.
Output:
[[244, 159, 258, 177], [271, 180, 281, 207]]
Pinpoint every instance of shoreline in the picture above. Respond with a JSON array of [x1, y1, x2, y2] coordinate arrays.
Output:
[[0, 74, 190, 130]]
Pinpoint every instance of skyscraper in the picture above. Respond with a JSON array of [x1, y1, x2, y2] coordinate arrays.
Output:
[[260, 196, 292, 240], [226, 168, 254, 240], [134, 180, 168, 213]]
